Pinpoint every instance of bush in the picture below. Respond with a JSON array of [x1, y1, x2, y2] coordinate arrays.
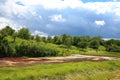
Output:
[[15, 41, 59, 57], [106, 45, 120, 52]]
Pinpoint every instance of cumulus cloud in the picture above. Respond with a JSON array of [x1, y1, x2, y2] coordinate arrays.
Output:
[[18, 0, 83, 9], [0, 17, 12, 29], [49, 14, 66, 22], [0, 0, 120, 38], [32, 30, 48, 37], [0, 17, 10, 23], [0, 0, 28, 17], [83, 2, 120, 16], [0, 17, 22, 30], [95, 20, 105, 26], [16, 0, 120, 16]]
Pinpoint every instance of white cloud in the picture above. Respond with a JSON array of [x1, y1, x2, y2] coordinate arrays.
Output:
[[0, 17, 10, 23], [46, 24, 54, 28], [0, 23, 7, 30], [33, 30, 48, 37], [114, 8, 120, 16], [15, 0, 120, 18], [0, 0, 28, 18], [0, 23, 22, 31], [16, 0, 120, 15], [19, 0, 83, 9], [62, 0, 83, 9], [95, 20, 105, 26], [0, 17, 22, 31], [0, 17, 13, 29], [50, 14, 66, 22], [31, 11, 37, 16], [103, 38, 120, 40], [1, 0, 120, 38], [84, 2, 120, 15], [38, 16, 42, 20], [1, 0, 120, 18]]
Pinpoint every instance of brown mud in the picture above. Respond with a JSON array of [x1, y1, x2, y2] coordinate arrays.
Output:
[[0, 54, 120, 67]]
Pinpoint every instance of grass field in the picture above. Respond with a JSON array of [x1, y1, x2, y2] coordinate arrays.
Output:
[[79, 50, 120, 57], [0, 60, 120, 80]]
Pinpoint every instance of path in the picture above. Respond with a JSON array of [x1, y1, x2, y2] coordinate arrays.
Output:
[[0, 54, 120, 67]]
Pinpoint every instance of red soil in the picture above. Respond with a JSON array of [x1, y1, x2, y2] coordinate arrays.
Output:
[[0, 58, 24, 61], [0, 55, 119, 67]]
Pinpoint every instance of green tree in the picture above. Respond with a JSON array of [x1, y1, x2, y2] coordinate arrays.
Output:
[[30, 35, 34, 40], [61, 34, 68, 44], [35, 35, 42, 42], [0, 34, 16, 57], [77, 41, 88, 49], [61, 34, 72, 48], [0, 26, 15, 36], [65, 37, 72, 48], [42, 37, 46, 43], [0, 34, 8, 57], [12, 32, 18, 42], [72, 36, 81, 46], [53, 36, 62, 44], [89, 40, 100, 52], [17, 28, 31, 40], [47, 36, 53, 43]]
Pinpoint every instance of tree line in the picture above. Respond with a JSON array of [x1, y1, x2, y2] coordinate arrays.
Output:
[[0, 26, 120, 57]]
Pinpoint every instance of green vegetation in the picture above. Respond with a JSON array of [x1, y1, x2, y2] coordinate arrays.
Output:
[[0, 26, 120, 57], [0, 60, 120, 80], [0, 26, 120, 80]]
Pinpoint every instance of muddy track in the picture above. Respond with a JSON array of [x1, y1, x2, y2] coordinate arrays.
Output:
[[0, 54, 120, 67]]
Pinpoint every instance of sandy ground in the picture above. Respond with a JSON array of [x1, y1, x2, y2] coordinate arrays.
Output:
[[0, 54, 120, 67]]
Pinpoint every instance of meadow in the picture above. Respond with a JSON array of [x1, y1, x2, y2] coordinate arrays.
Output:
[[0, 60, 120, 80]]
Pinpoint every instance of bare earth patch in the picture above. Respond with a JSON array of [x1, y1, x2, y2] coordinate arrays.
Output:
[[0, 54, 120, 67]]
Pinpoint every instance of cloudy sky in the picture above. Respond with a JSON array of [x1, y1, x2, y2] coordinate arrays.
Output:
[[0, 0, 120, 38]]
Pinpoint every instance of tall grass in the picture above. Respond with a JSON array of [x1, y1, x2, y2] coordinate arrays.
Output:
[[82, 50, 120, 57], [0, 60, 120, 80]]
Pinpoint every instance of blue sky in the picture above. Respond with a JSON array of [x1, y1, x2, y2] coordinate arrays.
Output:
[[0, 0, 120, 38]]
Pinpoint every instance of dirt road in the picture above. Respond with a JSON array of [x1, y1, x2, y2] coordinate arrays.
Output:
[[0, 54, 120, 67]]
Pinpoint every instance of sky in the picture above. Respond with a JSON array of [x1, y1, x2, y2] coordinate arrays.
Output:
[[0, 0, 120, 38]]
